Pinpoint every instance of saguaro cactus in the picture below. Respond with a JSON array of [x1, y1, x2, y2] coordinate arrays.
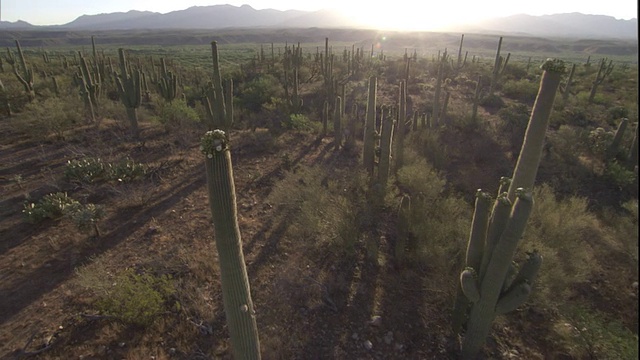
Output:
[[334, 96, 342, 151], [588, 58, 614, 103], [507, 59, 565, 202], [363, 76, 377, 175], [12, 40, 35, 101], [204, 41, 232, 132], [394, 80, 407, 173], [201, 130, 261, 360], [378, 106, 394, 189], [115, 48, 142, 138], [454, 59, 564, 359], [459, 189, 541, 359]]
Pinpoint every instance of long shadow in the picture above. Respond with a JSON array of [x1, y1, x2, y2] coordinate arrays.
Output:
[[0, 165, 206, 327]]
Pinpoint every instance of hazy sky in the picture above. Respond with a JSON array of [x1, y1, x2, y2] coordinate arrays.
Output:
[[2, 0, 637, 30]]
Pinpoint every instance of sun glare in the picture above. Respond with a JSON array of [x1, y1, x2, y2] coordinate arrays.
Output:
[[341, 3, 488, 31]]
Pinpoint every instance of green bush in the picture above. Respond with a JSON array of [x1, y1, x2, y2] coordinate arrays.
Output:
[[502, 78, 539, 103], [17, 96, 83, 140], [154, 98, 201, 131], [559, 305, 639, 359], [76, 266, 175, 327], [66, 202, 106, 237]]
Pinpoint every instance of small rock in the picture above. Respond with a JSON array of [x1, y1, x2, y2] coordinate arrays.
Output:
[[169, 348, 176, 355], [384, 331, 393, 345], [394, 343, 405, 352], [119, 342, 126, 348], [369, 315, 382, 327], [351, 332, 359, 340], [363, 340, 373, 350], [632, 281, 638, 290]]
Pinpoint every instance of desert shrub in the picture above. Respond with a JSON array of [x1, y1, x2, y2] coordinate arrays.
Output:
[[17, 95, 83, 140], [522, 185, 602, 303], [76, 265, 175, 327], [23, 192, 79, 223], [395, 157, 470, 269], [265, 166, 365, 255], [603, 161, 637, 189], [502, 78, 539, 103], [608, 106, 629, 120], [479, 93, 505, 110], [587, 127, 615, 159], [237, 74, 281, 113], [154, 98, 201, 131], [497, 103, 530, 151], [599, 200, 638, 265], [283, 113, 317, 132], [558, 305, 639, 359], [406, 129, 448, 170], [66, 202, 106, 237]]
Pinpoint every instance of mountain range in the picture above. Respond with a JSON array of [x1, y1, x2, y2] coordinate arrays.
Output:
[[0, 4, 637, 40]]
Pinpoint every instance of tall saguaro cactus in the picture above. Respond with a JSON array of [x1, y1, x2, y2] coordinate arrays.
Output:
[[507, 59, 566, 202], [11, 40, 35, 101], [363, 76, 377, 175], [115, 48, 142, 138], [454, 59, 565, 359], [201, 130, 261, 360], [588, 58, 614, 104], [204, 41, 232, 132]]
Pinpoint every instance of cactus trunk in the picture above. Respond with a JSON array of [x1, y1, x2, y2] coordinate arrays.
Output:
[[201, 131, 261, 360]]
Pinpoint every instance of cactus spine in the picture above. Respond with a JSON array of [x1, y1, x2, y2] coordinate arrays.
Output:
[[200, 130, 261, 360], [507, 59, 565, 202], [363, 76, 377, 175]]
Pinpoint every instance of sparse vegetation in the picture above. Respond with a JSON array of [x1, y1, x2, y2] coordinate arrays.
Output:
[[0, 29, 636, 360]]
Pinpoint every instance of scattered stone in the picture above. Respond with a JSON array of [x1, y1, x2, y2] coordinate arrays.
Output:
[[118, 342, 126, 348], [351, 332, 359, 340], [394, 343, 405, 352], [363, 340, 373, 350], [384, 331, 393, 345], [632, 281, 638, 290], [169, 348, 176, 355], [369, 315, 382, 327]]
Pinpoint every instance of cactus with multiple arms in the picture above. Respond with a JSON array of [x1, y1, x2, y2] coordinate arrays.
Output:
[[455, 59, 564, 359], [201, 130, 261, 359], [11, 40, 35, 101], [115, 48, 142, 138], [588, 58, 614, 103], [204, 41, 232, 132]]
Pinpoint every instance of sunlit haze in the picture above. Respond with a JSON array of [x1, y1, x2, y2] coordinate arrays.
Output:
[[1, 0, 637, 29]]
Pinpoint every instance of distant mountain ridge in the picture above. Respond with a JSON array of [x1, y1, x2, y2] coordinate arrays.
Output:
[[0, 5, 637, 39]]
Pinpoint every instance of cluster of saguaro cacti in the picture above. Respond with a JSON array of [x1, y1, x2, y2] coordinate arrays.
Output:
[[453, 58, 565, 359], [200, 130, 261, 359], [115, 48, 142, 138], [588, 57, 614, 103], [282, 43, 303, 113]]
